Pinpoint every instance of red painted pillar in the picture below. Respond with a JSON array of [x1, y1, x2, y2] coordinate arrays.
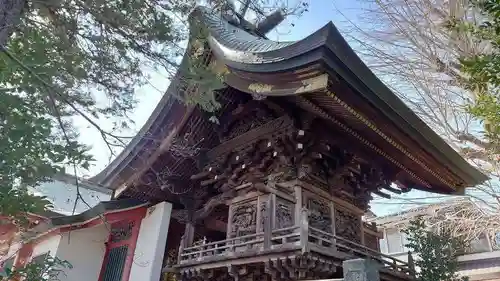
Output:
[[14, 243, 33, 268], [121, 216, 143, 281], [11, 242, 33, 281], [98, 208, 146, 281], [0, 224, 17, 256]]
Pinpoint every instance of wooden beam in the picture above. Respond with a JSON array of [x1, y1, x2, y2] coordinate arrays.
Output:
[[381, 184, 402, 194], [190, 171, 210, 180], [373, 190, 391, 199], [204, 217, 227, 233]]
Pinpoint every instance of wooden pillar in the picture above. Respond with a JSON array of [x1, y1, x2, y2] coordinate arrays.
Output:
[[182, 222, 195, 248], [294, 185, 302, 227], [226, 205, 234, 239], [300, 207, 309, 253], [361, 224, 366, 247], [330, 202, 336, 235], [176, 221, 195, 265], [263, 196, 274, 249]]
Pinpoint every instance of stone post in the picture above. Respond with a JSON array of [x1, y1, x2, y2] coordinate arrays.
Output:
[[343, 258, 380, 281]]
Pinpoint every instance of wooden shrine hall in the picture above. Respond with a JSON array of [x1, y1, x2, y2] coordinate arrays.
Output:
[[92, 3, 486, 281]]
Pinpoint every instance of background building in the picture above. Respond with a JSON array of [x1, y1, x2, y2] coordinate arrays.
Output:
[[371, 199, 500, 281], [29, 173, 112, 214], [0, 200, 172, 281]]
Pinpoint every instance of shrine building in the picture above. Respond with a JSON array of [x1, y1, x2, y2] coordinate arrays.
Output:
[[2, 3, 486, 281], [91, 3, 486, 281]]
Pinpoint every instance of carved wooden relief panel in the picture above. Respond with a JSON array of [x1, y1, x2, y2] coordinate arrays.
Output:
[[220, 102, 276, 142], [275, 198, 294, 229], [335, 208, 361, 244], [307, 197, 333, 234], [364, 232, 379, 251], [224, 114, 274, 141], [230, 201, 257, 237]]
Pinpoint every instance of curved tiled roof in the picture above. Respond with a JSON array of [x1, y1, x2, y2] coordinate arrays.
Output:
[[193, 6, 330, 67], [194, 6, 295, 53], [194, 6, 486, 188], [92, 5, 486, 194]]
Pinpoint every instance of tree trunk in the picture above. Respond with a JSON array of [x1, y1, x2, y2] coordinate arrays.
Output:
[[0, 0, 25, 49]]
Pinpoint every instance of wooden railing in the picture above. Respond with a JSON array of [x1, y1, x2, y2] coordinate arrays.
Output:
[[309, 227, 414, 275], [177, 208, 414, 277], [178, 226, 300, 263]]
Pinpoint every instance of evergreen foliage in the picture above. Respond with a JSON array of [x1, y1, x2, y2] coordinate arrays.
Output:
[[3, 255, 72, 280], [404, 217, 469, 281], [0, 0, 229, 225], [0, 0, 228, 277]]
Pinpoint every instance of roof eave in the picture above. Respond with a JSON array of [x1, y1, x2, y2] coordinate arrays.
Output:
[[204, 19, 486, 189], [93, 6, 486, 193]]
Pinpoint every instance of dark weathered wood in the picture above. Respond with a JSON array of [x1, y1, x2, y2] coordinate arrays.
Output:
[[183, 223, 195, 248], [374, 190, 391, 199], [263, 196, 273, 249], [178, 242, 184, 264], [115, 7, 437, 281], [300, 207, 309, 253], [382, 184, 403, 194], [264, 260, 278, 280], [227, 264, 239, 281]]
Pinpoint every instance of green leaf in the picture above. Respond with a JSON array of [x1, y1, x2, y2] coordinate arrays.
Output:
[[404, 217, 469, 281]]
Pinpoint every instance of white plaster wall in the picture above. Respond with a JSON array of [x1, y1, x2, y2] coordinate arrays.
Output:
[[31, 235, 61, 258], [30, 179, 112, 215], [55, 224, 109, 281], [129, 202, 172, 281]]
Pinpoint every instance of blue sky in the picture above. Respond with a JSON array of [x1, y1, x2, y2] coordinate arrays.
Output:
[[81, 0, 363, 174], [76, 0, 453, 216]]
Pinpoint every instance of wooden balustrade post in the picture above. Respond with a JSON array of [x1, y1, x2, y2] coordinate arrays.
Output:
[[407, 251, 416, 275], [300, 207, 309, 253], [200, 236, 207, 259], [263, 197, 273, 249], [177, 242, 183, 264]]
